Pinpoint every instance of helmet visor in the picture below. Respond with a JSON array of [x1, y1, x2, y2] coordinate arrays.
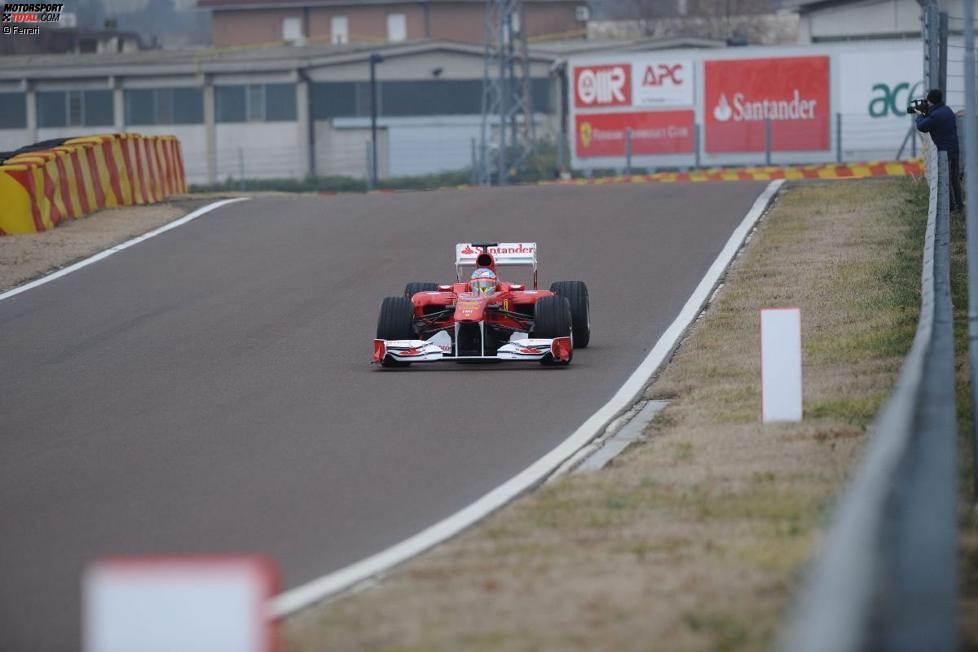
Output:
[[471, 277, 495, 294]]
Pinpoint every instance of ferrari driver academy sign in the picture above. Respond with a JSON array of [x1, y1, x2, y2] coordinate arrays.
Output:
[[575, 111, 695, 158], [704, 56, 830, 152]]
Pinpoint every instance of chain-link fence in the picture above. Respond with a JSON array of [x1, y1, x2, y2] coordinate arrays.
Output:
[[190, 111, 922, 191]]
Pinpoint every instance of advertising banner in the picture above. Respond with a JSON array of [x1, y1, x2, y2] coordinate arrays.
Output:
[[704, 56, 830, 152], [575, 111, 695, 158], [838, 48, 922, 153], [631, 58, 695, 108], [573, 63, 632, 108]]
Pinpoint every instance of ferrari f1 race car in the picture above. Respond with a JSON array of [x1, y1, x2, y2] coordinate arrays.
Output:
[[372, 242, 590, 367]]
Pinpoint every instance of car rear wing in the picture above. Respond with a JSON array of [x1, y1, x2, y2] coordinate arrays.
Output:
[[455, 242, 538, 288]]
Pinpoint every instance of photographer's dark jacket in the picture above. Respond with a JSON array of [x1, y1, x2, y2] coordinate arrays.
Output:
[[915, 103, 959, 153]]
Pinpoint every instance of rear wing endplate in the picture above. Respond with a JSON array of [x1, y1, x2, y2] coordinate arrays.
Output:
[[455, 242, 538, 288]]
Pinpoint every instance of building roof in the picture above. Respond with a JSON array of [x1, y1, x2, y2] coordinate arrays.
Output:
[[197, 0, 577, 10], [0, 25, 146, 56], [778, 0, 874, 12], [589, 0, 787, 20], [0, 38, 559, 81], [531, 35, 726, 55]]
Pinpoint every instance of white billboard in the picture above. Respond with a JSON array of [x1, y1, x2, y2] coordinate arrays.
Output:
[[839, 49, 923, 118], [837, 47, 960, 155], [631, 58, 695, 108]]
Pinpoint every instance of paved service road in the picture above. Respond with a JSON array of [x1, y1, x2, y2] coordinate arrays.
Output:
[[0, 181, 769, 648]]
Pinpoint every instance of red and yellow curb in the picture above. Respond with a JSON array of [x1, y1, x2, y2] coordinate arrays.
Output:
[[0, 133, 187, 235], [541, 160, 924, 187]]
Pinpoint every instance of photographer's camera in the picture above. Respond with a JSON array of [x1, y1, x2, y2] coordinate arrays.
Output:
[[907, 98, 929, 115]]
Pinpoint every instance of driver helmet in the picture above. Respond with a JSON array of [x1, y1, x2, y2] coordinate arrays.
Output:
[[470, 268, 497, 295]]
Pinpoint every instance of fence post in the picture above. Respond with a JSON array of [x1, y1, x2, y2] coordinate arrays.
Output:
[[481, 139, 488, 185], [939, 11, 949, 93], [238, 147, 244, 192], [836, 113, 842, 164], [366, 141, 374, 190], [694, 123, 701, 169], [470, 137, 477, 185], [625, 128, 633, 175], [765, 118, 772, 166], [924, 0, 940, 89], [557, 129, 566, 176]]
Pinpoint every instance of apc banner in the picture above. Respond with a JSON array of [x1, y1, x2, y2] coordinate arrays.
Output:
[[575, 111, 695, 158], [631, 58, 695, 107], [704, 56, 830, 152]]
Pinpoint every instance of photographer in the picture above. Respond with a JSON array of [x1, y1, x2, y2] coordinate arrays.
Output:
[[914, 88, 962, 211]]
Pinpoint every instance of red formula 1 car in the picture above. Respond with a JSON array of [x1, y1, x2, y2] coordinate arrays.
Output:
[[372, 242, 590, 367]]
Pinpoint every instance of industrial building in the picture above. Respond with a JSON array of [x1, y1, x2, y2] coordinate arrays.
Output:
[[198, 0, 590, 48], [0, 40, 560, 184]]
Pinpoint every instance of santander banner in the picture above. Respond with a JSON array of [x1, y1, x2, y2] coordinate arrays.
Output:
[[575, 111, 695, 158], [704, 56, 830, 153], [574, 63, 632, 108]]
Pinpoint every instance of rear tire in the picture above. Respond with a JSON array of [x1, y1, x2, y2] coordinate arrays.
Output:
[[404, 282, 440, 298], [532, 295, 573, 366], [377, 296, 416, 367], [550, 281, 590, 348]]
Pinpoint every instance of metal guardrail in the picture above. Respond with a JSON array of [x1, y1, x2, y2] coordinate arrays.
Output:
[[783, 144, 959, 651]]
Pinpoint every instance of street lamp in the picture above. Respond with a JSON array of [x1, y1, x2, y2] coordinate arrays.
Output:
[[369, 53, 384, 188]]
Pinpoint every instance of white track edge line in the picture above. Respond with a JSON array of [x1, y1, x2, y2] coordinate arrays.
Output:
[[0, 197, 250, 303], [269, 179, 785, 618]]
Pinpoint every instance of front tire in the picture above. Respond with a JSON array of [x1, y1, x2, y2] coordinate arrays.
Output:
[[404, 282, 439, 298], [376, 296, 416, 367], [550, 281, 590, 348], [532, 295, 573, 366]]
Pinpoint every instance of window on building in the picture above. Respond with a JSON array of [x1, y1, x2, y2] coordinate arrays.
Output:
[[246, 85, 265, 121], [387, 13, 406, 42], [0, 92, 27, 129], [37, 91, 66, 127], [312, 78, 553, 119], [282, 16, 303, 42], [125, 88, 204, 125], [215, 86, 245, 122], [265, 84, 297, 121], [83, 90, 113, 126], [311, 81, 357, 118], [37, 89, 113, 127], [68, 90, 84, 126], [216, 84, 296, 122], [381, 80, 481, 116], [331, 15, 348, 44]]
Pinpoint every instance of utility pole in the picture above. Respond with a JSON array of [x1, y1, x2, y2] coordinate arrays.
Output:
[[478, 0, 534, 185]]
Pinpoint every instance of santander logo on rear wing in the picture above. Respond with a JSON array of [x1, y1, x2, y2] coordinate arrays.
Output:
[[455, 242, 539, 288], [455, 242, 537, 266]]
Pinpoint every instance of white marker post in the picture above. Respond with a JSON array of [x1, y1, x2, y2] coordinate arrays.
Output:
[[761, 308, 803, 422], [83, 556, 278, 652]]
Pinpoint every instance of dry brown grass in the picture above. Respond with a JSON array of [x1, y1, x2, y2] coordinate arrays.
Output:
[[0, 204, 187, 292], [284, 179, 927, 652]]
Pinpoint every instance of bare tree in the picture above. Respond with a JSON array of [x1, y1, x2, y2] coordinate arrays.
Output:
[[591, 0, 781, 42]]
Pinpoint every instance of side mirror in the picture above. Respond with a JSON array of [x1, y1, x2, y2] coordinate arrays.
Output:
[[510, 284, 524, 291]]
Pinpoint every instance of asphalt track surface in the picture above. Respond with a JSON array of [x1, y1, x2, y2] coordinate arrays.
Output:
[[0, 181, 768, 649]]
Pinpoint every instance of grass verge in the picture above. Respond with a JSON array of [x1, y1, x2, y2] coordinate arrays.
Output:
[[284, 178, 927, 651]]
